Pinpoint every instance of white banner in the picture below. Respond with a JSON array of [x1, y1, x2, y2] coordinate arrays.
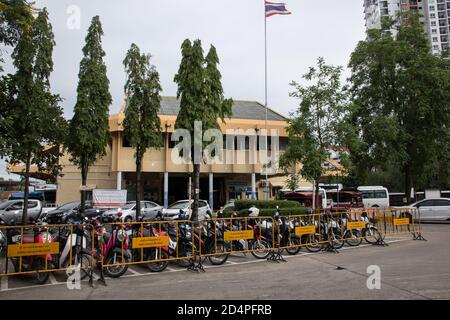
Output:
[[92, 189, 127, 207]]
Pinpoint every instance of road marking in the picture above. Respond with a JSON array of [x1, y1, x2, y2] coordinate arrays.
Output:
[[0, 238, 413, 293], [126, 268, 142, 275], [166, 267, 178, 272], [1, 277, 8, 291], [226, 261, 237, 265], [48, 274, 58, 285]]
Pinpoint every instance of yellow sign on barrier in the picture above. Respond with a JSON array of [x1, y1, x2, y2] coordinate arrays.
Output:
[[132, 236, 170, 248], [224, 230, 254, 241], [295, 226, 315, 236], [7, 242, 60, 257], [394, 218, 410, 226], [347, 222, 366, 230]]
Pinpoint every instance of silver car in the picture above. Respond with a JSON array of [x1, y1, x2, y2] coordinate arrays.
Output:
[[102, 201, 163, 222], [0, 200, 43, 225], [402, 198, 450, 221], [163, 200, 211, 221]]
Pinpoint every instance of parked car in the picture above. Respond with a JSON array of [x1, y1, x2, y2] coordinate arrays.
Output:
[[0, 199, 43, 225], [163, 200, 211, 221], [400, 198, 450, 221], [101, 201, 163, 222], [43, 202, 104, 224], [218, 200, 236, 217]]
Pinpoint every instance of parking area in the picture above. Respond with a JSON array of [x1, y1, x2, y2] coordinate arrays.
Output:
[[1, 223, 448, 300]]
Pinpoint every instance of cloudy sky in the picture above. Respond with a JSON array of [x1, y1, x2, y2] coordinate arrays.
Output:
[[0, 0, 366, 179]]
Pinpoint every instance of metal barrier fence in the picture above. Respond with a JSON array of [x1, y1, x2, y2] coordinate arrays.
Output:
[[0, 223, 95, 283], [195, 216, 275, 261], [0, 207, 425, 282], [99, 220, 197, 274], [362, 207, 424, 240]]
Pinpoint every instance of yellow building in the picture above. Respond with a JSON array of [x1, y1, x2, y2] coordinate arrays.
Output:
[[10, 97, 314, 208]]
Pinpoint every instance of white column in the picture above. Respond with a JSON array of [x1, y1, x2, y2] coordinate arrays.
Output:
[[251, 173, 256, 200], [116, 171, 122, 190], [164, 172, 169, 208], [209, 172, 214, 209]]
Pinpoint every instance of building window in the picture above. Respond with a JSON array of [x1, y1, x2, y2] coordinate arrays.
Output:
[[122, 135, 132, 148]]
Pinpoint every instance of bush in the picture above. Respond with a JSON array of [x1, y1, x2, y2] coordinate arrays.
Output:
[[234, 200, 300, 211], [221, 207, 309, 218]]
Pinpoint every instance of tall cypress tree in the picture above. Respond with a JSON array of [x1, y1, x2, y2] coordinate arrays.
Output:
[[1, 0, 35, 151], [67, 16, 112, 215], [5, 7, 66, 224], [174, 39, 232, 221], [123, 43, 162, 221]]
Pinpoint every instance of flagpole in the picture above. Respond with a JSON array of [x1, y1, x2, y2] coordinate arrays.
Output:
[[264, 0, 269, 200]]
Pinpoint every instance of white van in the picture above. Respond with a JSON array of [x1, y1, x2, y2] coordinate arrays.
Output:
[[357, 186, 390, 208]]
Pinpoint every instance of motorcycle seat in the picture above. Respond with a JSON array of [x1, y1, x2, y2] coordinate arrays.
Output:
[[21, 236, 36, 244]]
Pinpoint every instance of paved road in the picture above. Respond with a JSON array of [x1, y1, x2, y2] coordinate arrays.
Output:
[[1, 224, 449, 300]]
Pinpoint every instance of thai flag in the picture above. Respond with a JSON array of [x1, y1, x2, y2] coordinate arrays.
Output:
[[265, 1, 292, 18]]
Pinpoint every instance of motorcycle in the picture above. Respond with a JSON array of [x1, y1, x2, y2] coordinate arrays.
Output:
[[273, 212, 302, 255], [131, 210, 195, 271], [342, 212, 363, 247], [226, 207, 272, 260], [361, 211, 382, 244], [91, 214, 131, 278], [54, 216, 95, 280], [6, 222, 55, 284], [303, 212, 344, 252]]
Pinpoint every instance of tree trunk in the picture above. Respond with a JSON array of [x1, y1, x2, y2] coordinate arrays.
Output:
[[21, 152, 31, 225], [192, 163, 200, 221], [315, 179, 320, 212], [404, 163, 413, 205], [135, 150, 142, 222], [80, 161, 88, 216]]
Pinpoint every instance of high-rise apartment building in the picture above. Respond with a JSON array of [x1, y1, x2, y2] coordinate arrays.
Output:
[[363, 0, 450, 56]]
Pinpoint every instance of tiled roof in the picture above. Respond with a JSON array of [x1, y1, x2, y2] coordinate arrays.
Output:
[[159, 97, 287, 121]]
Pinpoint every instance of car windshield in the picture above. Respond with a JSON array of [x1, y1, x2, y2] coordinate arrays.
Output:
[[0, 201, 13, 210], [168, 201, 190, 210], [121, 203, 135, 210], [57, 202, 79, 210]]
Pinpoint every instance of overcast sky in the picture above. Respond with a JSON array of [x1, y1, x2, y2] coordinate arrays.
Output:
[[0, 0, 366, 180]]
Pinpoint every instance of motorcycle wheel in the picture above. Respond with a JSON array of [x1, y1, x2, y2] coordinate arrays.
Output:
[[330, 230, 345, 249], [285, 237, 301, 255], [305, 234, 322, 253], [147, 249, 169, 272], [345, 230, 363, 247], [104, 251, 129, 278], [207, 241, 229, 265], [79, 253, 96, 280], [250, 239, 271, 259], [177, 242, 196, 268], [32, 258, 50, 285], [363, 227, 382, 244]]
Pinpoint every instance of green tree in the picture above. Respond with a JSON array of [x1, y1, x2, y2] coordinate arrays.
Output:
[[174, 39, 232, 221], [1, 0, 34, 154], [0, 0, 34, 64], [346, 13, 450, 201], [280, 57, 348, 209], [4, 8, 66, 224], [123, 43, 162, 221], [66, 16, 112, 214]]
